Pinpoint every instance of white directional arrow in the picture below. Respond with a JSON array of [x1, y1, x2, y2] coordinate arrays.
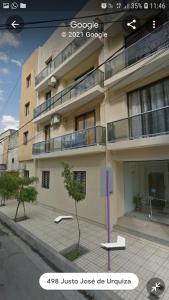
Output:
[[11, 20, 20, 29], [54, 216, 73, 223], [151, 282, 161, 293], [101, 235, 126, 250]]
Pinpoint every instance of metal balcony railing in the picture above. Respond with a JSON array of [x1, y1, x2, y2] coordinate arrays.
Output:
[[32, 126, 106, 155], [34, 69, 104, 118], [105, 20, 169, 80], [35, 25, 102, 86], [107, 106, 169, 142]]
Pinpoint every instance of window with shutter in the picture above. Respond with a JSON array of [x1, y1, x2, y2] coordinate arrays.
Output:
[[42, 171, 50, 189], [73, 171, 86, 194]]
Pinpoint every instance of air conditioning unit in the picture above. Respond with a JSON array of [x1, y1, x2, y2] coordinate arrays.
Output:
[[51, 114, 61, 126], [48, 76, 58, 88]]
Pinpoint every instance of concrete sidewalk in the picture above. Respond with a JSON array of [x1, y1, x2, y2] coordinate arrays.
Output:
[[1, 200, 169, 300]]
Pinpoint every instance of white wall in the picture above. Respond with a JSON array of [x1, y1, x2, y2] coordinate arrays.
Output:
[[7, 148, 19, 171], [36, 153, 107, 225]]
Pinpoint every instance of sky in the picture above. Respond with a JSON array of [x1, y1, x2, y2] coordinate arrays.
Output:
[[0, 0, 88, 133]]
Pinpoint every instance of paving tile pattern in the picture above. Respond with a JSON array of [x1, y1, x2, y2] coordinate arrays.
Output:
[[1, 200, 169, 300]]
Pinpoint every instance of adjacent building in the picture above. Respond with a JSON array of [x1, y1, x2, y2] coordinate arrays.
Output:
[[19, 5, 169, 227], [0, 129, 19, 173], [7, 130, 19, 172]]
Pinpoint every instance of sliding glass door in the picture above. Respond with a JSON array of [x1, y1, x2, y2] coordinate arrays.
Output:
[[76, 111, 96, 145], [128, 77, 169, 139], [124, 161, 169, 225]]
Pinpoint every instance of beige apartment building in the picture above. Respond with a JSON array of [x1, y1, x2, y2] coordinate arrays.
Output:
[[20, 4, 169, 227], [18, 50, 38, 178]]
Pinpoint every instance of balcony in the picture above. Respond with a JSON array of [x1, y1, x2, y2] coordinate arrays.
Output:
[[35, 28, 103, 91], [107, 106, 169, 150], [105, 21, 169, 90], [33, 69, 104, 122], [32, 126, 106, 158]]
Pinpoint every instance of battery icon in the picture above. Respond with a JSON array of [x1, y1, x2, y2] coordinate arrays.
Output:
[[144, 2, 149, 9]]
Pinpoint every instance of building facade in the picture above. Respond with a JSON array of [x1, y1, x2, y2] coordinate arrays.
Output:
[[7, 130, 19, 171], [20, 6, 169, 227], [104, 11, 169, 226], [0, 129, 19, 173], [18, 50, 38, 178]]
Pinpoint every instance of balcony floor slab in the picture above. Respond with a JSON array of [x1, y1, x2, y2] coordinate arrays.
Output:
[[33, 85, 104, 124], [33, 145, 106, 160], [107, 134, 169, 152], [35, 38, 103, 93]]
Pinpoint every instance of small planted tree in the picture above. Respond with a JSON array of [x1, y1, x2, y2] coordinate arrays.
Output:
[[14, 176, 38, 222], [62, 162, 85, 251], [0, 173, 18, 206]]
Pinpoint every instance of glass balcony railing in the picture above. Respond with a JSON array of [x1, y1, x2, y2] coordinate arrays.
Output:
[[34, 69, 104, 118], [32, 126, 106, 155], [107, 106, 169, 142], [35, 25, 102, 86], [105, 21, 169, 80]]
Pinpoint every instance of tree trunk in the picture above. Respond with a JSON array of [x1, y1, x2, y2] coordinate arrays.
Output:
[[22, 202, 26, 218], [1, 197, 5, 206], [15, 201, 20, 221], [75, 201, 80, 249]]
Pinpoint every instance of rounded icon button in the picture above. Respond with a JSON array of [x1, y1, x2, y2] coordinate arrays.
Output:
[[6, 15, 24, 33], [146, 277, 165, 297], [123, 16, 140, 33], [11, 2, 18, 9]]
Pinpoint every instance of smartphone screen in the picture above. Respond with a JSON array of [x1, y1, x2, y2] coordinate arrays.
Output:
[[0, 1, 169, 300]]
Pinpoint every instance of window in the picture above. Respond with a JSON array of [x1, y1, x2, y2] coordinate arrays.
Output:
[[12, 158, 14, 164], [46, 57, 52, 74], [74, 171, 86, 194], [46, 91, 51, 100], [75, 111, 95, 131], [45, 125, 51, 152], [23, 131, 29, 145], [25, 102, 30, 116], [128, 77, 169, 138], [24, 170, 29, 178], [26, 74, 31, 88], [42, 171, 50, 189], [75, 111, 96, 146]]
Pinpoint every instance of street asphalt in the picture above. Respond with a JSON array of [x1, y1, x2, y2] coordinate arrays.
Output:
[[0, 222, 86, 300]]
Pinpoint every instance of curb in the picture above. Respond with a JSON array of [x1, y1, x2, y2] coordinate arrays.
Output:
[[0, 211, 123, 300]]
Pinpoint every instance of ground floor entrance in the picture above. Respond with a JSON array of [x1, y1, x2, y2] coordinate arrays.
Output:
[[124, 160, 169, 225]]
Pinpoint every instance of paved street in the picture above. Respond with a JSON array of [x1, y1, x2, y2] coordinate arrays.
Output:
[[0, 222, 84, 300], [1, 200, 169, 300]]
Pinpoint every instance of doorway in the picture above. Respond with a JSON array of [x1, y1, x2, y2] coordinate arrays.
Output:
[[124, 160, 169, 225], [44, 125, 51, 152], [75, 111, 96, 145]]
